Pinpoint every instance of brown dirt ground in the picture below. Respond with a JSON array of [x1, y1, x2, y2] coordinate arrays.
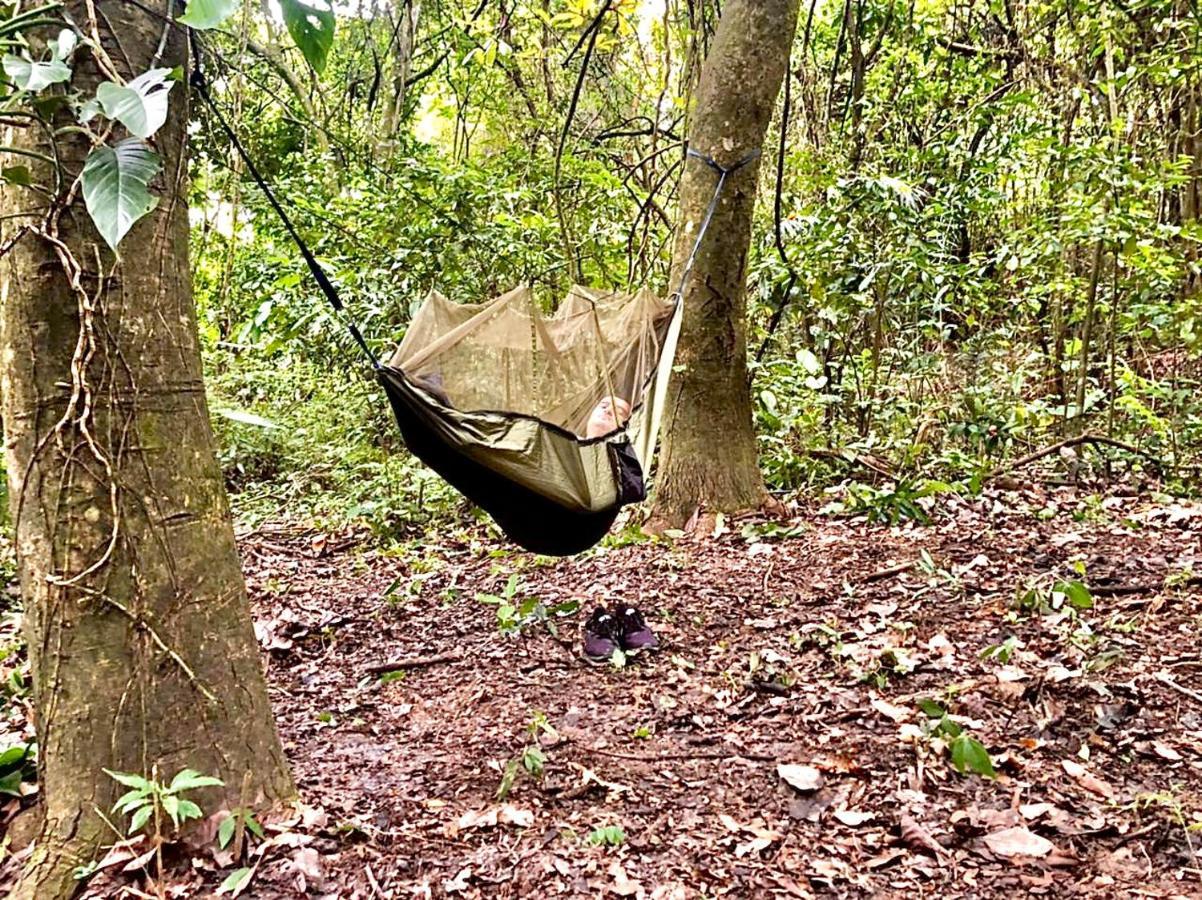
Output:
[[7, 486, 1202, 898], [239, 488, 1202, 899]]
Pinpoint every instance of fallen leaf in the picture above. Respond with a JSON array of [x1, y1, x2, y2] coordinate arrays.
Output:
[[1020, 802, 1055, 821], [291, 847, 324, 891], [984, 826, 1055, 859], [453, 803, 533, 834], [444, 866, 472, 894], [1061, 760, 1115, 799], [1152, 741, 1182, 762], [777, 763, 824, 792], [871, 697, 911, 722], [898, 814, 946, 858], [609, 859, 642, 896], [833, 809, 875, 826]]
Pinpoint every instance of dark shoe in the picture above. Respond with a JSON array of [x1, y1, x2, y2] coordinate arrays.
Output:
[[582, 607, 623, 665], [615, 606, 659, 654]]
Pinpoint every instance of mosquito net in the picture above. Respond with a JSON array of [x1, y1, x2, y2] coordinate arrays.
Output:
[[389, 285, 678, 444]]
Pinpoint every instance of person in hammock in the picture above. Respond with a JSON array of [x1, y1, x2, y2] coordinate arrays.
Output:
[[413, 371, 453, 408], [585, 395, 632, 438]]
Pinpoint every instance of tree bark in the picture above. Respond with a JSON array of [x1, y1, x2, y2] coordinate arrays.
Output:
[[0, 5, 294, 897], [650, 0, 801, 528], [381, 0, 421, 138]]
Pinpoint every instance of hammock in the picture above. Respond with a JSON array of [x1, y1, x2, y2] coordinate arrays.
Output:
[[378, 285, 681, 555], [191, 60, 757, 555]]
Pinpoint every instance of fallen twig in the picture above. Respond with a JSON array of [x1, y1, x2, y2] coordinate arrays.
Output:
[[366, 650, 463, 675], [987, 433, 1164, 481], [861, 561, 916, 583], [579, 745, 777, 763], [1155, 672, 1202, 706], [1091, 575, 1202, 597]]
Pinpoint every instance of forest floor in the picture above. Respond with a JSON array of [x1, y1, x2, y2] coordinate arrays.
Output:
[[6, 484, 1200, 898], [209, 484, 1202, 900]]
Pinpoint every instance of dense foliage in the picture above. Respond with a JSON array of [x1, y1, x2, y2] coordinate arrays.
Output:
[[3, 0, 1197, 545]]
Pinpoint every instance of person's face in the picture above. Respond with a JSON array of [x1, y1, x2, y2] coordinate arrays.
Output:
[[587, 397, 631, 437]]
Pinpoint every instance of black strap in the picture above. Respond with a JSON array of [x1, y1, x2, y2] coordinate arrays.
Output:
[[670, 147, 761, 303], [188, 40, 378, 369]]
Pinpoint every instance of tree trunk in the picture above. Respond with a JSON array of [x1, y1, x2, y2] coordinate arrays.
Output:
[[381, 0, 421, 138], [0, 5, 294, 897], [650, 0, 801, 528]]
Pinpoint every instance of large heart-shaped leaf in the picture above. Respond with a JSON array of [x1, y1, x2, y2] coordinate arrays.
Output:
[[96, 68, 174, 139], [179, 0, 240, 30], [280, 0, 335, 73], [3, 53, 70, 92], [82, 139, 161, 249]]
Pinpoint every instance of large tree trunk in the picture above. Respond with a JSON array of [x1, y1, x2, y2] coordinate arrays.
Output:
[[0, 5, 294, 897], [651, 0, 801, 528]]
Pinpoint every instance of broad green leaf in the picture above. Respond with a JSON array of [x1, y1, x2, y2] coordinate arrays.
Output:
[[3, 53, 70, 92], [104, 768, 151, 790], [82, 139, 161, 249], [279, 0, 335, 73], [96, 68, 173, 139], [169, 768, 225, 792], [0, 745, 27, 768], [179, 0, 240, 29], [1058, 580, 1094, 610], [129, 803, 153, 833], [161, 792, 181, 825], [218, 867, 254, 896], [917, 698, 945, 718], [218, 814, 236, 849], [950, 734, 996, 778]]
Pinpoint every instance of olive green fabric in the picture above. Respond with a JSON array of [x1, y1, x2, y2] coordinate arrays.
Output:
[[386, 285, 680, 514]]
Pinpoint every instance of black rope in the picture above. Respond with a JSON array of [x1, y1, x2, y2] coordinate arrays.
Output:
[[671, 147, 760, 302], [188, 37, 378, 369]]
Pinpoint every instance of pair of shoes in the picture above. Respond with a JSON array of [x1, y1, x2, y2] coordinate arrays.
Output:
[[582, 605, 659, 664]]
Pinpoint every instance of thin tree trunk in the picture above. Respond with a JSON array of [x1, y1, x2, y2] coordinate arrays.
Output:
[[651, 0, 802, 528], [0, 5, 294, 897], [381, 0, 420, 138]]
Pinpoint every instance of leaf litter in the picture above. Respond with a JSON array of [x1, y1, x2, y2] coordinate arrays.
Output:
[[5, 489, 1199, 897]]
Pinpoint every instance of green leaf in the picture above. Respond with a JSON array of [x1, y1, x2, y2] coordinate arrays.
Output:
[[0, 770, 22, 796], [161, 792, 180, 825], [217, 867, 254, 895], [129, 803, 153, 833], [50, 28, 76, 61], [917, 698, 946, 718], [1059, 580, 1094, 610], [169, 768, 225, 792], [177, 799, 203, 821], [3, 53, 70, 92], [950, 734, 996, 779], [1, 164, 31, 186], [179, 0, 240, 29], [243, 815, 264, 839], [213, 407, 278, 429], [218, 814, 236, 849], [95, 68, 173, 139], [82, 138, 160, 249], [112, 789, 149, 813], [104, 768, 151, 790], [279, 0, 335, 73]]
